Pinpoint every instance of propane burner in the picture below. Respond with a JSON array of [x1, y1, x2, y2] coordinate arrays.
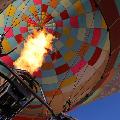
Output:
[[0, 63, 40, 120], [0, 61, 76, 120]]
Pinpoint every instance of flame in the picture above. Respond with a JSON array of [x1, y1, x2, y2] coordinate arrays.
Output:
[[14, 29, 54, 74]]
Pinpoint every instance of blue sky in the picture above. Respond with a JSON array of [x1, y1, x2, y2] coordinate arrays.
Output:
[[68, 93, 120, 120]]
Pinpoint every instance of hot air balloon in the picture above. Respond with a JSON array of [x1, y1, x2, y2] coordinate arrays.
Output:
[[0, 0, 120, 120]]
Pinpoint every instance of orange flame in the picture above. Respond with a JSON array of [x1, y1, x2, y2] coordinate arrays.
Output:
[[14, 29, 54, 74]]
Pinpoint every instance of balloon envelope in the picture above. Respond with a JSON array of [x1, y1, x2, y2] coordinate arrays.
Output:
[[0, 0, 115, 119]]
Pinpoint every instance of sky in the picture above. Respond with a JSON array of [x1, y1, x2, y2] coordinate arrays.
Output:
[[68, 93, 120, 120]]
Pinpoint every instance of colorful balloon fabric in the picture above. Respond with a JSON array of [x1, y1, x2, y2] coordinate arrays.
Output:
[[0, 0, 111, 119], [0, 0, 14, 13], [90, 0, 120, 101]]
